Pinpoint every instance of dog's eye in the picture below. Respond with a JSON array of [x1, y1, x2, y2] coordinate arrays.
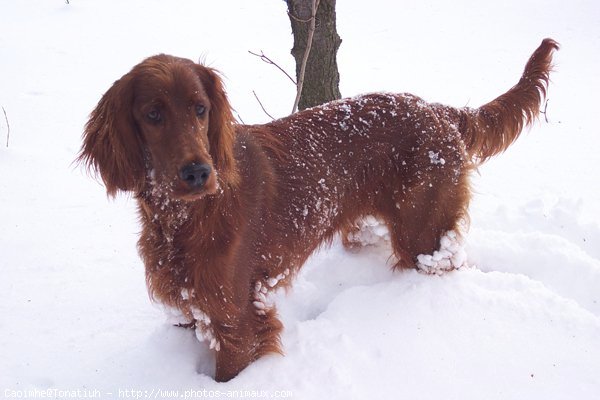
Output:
[[195, 104, 206, 117], [147, 109, 161, 122]]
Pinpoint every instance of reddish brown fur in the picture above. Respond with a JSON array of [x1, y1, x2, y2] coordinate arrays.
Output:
[[78, 39, 558, 381]]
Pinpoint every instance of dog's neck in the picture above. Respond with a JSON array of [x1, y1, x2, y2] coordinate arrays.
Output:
[[137, 191, 189, 246], [137, 173, 236, 237]]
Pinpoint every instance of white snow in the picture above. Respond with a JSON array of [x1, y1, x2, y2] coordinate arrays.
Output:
[[416, 230, 468, 274], [428, 150, 446, 165], [1, 0, 599, 398], [345, 215, 391, 247]]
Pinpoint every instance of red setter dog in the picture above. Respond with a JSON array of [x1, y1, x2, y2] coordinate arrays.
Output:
[[79, 39, 558, 381]]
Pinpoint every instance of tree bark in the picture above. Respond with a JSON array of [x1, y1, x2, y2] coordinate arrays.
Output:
[[286, 0, 342, 111]]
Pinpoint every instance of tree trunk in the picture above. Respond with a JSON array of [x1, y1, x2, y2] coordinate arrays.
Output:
[[286, 0, 342, 111]]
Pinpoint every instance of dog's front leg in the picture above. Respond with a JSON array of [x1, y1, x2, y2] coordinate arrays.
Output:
[[214, 338, 254, 382], [212, 308, 260, 382], [212, 301, 283, 382]]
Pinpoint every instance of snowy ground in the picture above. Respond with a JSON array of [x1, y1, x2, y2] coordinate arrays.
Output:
[[1, 0, 599, 399]]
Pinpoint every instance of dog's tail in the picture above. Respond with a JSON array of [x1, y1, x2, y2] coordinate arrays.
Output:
[[458, 38, 559, 163]]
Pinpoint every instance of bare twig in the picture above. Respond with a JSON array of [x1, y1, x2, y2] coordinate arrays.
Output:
[[287, 11, 312, 23], [248, 50, 296, 85], [252, 91, 275, 120], [2, 106, 9, 148], [291, 0, 320, 114], [541, 99, 549, 123], [233, 110, 246, 125]]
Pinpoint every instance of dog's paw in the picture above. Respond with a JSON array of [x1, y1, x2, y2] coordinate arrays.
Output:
[[416, 230, 467, 275], [163, 304, 195, 327], [190, 307, 221, 352], [252, 269, 289, 316], [174, 321, 196, 329]]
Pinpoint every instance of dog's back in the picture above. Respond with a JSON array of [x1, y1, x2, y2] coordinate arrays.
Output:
[[254, 39, 559, 273]]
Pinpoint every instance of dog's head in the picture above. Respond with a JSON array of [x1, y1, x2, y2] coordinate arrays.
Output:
[[78, 55, 237, 200]]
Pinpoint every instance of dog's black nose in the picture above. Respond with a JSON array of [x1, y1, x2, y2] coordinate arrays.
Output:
[[179, 163, 212, 189]]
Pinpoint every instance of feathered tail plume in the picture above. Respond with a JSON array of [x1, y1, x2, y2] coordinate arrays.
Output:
[[461, 38, 559, 163]]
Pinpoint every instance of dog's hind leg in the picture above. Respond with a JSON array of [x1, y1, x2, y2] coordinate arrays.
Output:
[[380, 161, 472, 272]]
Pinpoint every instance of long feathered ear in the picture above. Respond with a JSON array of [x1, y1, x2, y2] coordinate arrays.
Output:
[[78, 74, 146, 197], [194, 65, 239, 186]]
